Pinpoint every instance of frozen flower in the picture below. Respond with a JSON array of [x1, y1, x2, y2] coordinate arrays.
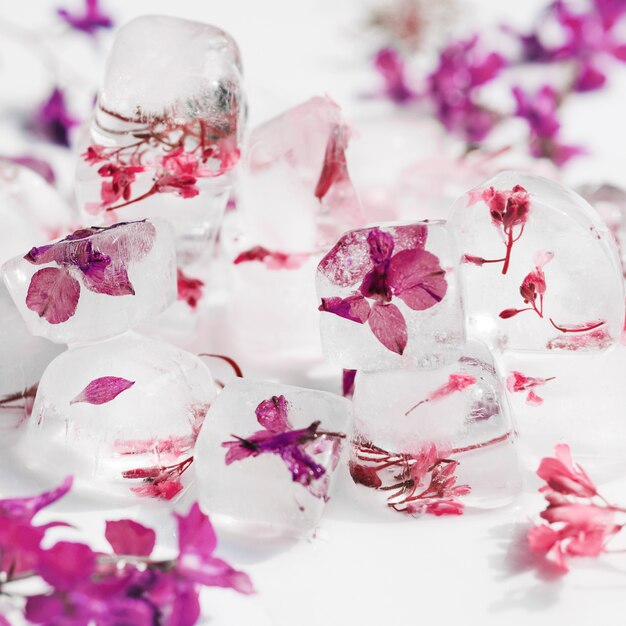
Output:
[[177, 268, 204, 309], [537, 443, 597, 498]]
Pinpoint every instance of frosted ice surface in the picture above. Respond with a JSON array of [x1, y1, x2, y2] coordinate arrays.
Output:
[[449, 171, 624, 352], [1, 220, 176, 344], [502, 345, 626, 480], [0, 161, 74, 264], [351, 340, 521, 511], [317, 221, 465, 371], [24, 332, 216, 499], [236, 96, 362, 253], [195, 379, 352, 537]]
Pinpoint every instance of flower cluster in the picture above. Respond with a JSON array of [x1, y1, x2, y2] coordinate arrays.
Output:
[[499, 250, 607, 335], [528, 444, 625, 571], [506, 370, 555, 405], [83, 105, 240, 214], [370, 0, 626, 166], [350, 439, 471, 515], [222, 395, 346, 500], [319, 226, 447, 354], [23, 222, 154, 324], [0, 478, 253, 624]]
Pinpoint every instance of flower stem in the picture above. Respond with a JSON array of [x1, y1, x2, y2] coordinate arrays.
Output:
[[548, 319, 606, 333], [502, 229, 514, 275], [105, 186, 158, 212]]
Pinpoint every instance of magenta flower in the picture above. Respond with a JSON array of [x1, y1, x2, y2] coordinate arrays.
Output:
[[23, 221, 155, 324], [426, 35, 505, 143], [405, 372, 477, 415], [123, 456, 194, 500], [319, 227, 447, 354], [373, 47, 417, 104], [464, 184, 530, 274], [34, 87, 79, 147], [222, 395, 346, 500], [512, 85, 585, 166], [57, 0, 113, 35], [342, 369, 357, 398]]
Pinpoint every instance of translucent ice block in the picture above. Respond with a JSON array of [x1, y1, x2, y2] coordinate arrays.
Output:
[[0, 161, 74, 264], [502, 345, 626, 480], [449, 172, 625, 352], [317, 221, 465, 370], [75, 15, 246, 264], [2, 220, 176, 344], [350, 340, 521, 514], [24, 332, 216, 499], [236, 96, 363, 253], [0, 285, 63, 430], [195, 379, 352, 537]]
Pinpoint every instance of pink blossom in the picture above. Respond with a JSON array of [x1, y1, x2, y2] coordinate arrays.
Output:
[[177, 268, 204, 309], [537, 443, 597, 498]]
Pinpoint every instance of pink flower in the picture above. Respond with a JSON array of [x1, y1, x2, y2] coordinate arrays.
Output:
[[537, 443, 597, 498], [154, 172, 200, 199], [98, 163, 144, 206], [177, 268, 204, 309]]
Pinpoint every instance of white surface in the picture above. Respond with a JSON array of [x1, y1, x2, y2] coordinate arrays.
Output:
[[1, 1, 626, 625]]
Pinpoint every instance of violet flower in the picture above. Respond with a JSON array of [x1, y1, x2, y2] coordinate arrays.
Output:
[[34, 87, 79, 147], [319, 227, 447, 354], [426, 35, 505, 143], [373, 47, 417, 104], [57, 0, 113, 36], [222, 395, 346, 500]]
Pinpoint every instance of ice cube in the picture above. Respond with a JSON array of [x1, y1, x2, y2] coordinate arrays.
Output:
[[316, 221, 465, 371], [195, 379, 352, 537], [0, 161, 74, 263], [235, 96, 362, 253], [0, 285, 63, 430], [449, 172, 625, 352], [1, 220, 176, 344], [349, 340, 521, 514], [502, 344, 626, 480], [75, 15, 246, 264], [23, 332, 216, 500]]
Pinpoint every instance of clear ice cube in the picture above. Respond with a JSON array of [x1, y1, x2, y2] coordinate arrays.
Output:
[[236, 96, 362, 253], [0, 285, 63, 430], [195, 379, 352, 537], [23, 332, 216, 499], [0, 161, 74, 264], [350, 340, 521, 514], [75, 15, 246, 264], [502, 345, 626, 480], [449, 172, 625, 352], [1, 220, 176, 344], [316, 221, 465, 370]]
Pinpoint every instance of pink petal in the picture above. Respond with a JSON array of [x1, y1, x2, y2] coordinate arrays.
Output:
[[255, 395, 291, 432], [175, 502, 217, 558], [70, 376, 135, 405], [38, 542, 96, 590], [526, 390, 544, 405], [105, 519, 156, 557], [319, 295, 371, 323], [368, 302, 407, 354], [26, 267, 80, 324], [386, 248, 447, 310]]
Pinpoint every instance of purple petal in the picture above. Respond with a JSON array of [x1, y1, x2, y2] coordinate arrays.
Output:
[[255, 395, 291, 432], [57, 0, 113, 35], [168, 583, 201, 626], [367, 228, 395, 264], [280, 445, 326, 486], [37, 541, 95, 590], [105, 519, 156, 557], [386, 248, 448, 310], [34, 87, 79, 147], [25, 595, 65, 623], [177, 555, 255, 594], [70, 376, 135, 406], [26, 267, 80, 324], [0, 477, 72, 521], [319, 295, 371, 323], [368, 302, 408, 354], [81, 260, 135, 296], [175, 503, 217, 559]]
